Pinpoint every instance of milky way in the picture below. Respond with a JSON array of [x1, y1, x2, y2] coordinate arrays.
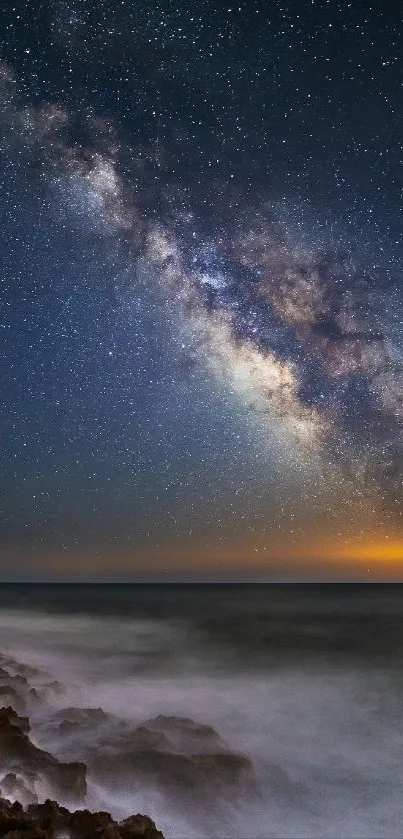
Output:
[[0, 0, 402, 576]]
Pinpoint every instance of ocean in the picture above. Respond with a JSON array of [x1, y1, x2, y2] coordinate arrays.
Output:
[[0, 583, 402, 838]]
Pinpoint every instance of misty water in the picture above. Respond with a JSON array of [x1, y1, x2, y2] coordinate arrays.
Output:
[[0, 583, 402, 838]]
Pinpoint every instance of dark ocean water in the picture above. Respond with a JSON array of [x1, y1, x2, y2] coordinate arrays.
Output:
[[0, 583, 402, 838]]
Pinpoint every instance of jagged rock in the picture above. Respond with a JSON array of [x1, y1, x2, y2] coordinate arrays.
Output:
[[0, 707, 87, 801], [0, 707, 30, 734], [0, 798, 32, 833], [120, 813, 164, 839], [26, 799, 70, 834], [0, 798, 164, 838]]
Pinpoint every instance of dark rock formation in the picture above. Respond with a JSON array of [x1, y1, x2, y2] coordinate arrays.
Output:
[[0, 662, 38, 714], [0, 655, 41, 679], [140, 714, 227, 753], [40, 706, 253, 803], [0, 670, 29, 693], [43, 709, 256, 804], [0, 707, 87, 802], [0, 797, 164, 838], [92, 747, 253, 794], [0, 708, 30, 734], [52, 706, 114, 735], [88, 714, 255, 803], [126, 725, 170, 752]]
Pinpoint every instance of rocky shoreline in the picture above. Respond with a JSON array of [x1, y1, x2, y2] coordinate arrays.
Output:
[[0, 650, 256, 837], [0, 703, 164, 838], [0, 796, 164, 837]]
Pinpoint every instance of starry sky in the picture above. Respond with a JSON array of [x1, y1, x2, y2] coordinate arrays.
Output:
[[0, 0, 402, 580]]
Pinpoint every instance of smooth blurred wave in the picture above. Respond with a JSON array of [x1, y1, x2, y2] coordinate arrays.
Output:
[[0, 584, 402, 838]]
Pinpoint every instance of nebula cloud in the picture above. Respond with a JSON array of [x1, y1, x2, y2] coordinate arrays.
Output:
[[2, 62, 402, 527]]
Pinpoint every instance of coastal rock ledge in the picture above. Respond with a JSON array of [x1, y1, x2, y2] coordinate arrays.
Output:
[[0, 796, 164, 838]]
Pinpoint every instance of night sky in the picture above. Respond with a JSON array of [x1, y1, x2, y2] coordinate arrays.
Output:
[[0, 0, 402, 579]]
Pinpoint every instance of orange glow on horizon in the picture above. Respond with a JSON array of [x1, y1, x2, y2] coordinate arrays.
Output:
[[331, 539, 403, 566], [3, 531, 403, 580]]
